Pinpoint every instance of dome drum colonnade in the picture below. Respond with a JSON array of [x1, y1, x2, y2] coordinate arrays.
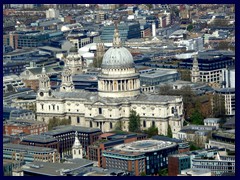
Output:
[[98, 23, 140, 98]]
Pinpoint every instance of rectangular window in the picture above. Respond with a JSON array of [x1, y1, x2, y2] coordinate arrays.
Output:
[[99, 108, 102, 114]]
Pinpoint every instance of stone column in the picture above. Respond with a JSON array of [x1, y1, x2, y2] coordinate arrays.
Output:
[[124, 80, 127, 91]]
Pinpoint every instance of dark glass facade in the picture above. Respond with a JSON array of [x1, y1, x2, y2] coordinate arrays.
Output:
[[100, 23, 141, 42]]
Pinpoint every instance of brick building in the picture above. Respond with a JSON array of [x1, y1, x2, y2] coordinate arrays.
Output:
[[42, 125, 102, 158], [168, 154, 191, 176], [102, 149, 146, 176], [20, 134, 59, 153], [3, 119, 48, 136], [87, 133, 147, 167]]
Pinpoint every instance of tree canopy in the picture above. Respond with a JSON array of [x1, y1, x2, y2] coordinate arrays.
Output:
[[128, 110, 141, 133], [48, 118, 71, 130], [144, 125, 158, 138]]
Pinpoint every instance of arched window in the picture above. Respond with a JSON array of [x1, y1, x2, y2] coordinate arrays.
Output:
[[49, 105, 50, 110], [79, 150, 81, 154], [77, 117, 80, 124], [90, 121, 92, 128], [171, 107, 175, 114], [74, 150, 76, 155], [57, 106, 59, 111], [143, 120, 146, 128], [41, 104, 44, 110]]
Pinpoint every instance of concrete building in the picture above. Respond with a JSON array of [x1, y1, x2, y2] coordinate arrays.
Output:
[[3, 143, 60, 163], [215, 88, 235, 116], [3, 75, 25, 93], [204, 118, 221, 129], [46, 8, 59, 19], [36, 25, 184, 138], [100, 22, 141, 43], [205, 129, 235, 151], [19, 159, 94, 176], [102, 140, 178, 175], [140, 68, 180, 86], [222, 68, 235, 88], [192, 151, 235, 176]]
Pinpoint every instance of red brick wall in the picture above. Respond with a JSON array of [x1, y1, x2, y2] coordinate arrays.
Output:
[[168, 156, 179, 176]]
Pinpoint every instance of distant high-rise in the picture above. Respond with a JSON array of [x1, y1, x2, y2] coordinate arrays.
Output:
[[46, 8, 59, 19]]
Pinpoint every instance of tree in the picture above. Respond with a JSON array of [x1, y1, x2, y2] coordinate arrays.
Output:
[[128, 110, 141, 132], [114, 120, 123, 131], [140, 172, 146, 176], [189, 142, 201, 151], [190, 109, 204, 125], [167, 124, 173, 138], [212, 94, 225, 118], [177, 69, 191, 81], [158, 168, 168, 176], [144, 125, 158, 138], [187, 24, 194, 31], [48, 118, 71, 130]]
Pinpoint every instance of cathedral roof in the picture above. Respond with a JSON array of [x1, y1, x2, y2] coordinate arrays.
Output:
[[101, 23, 134, 69], [52, 90, 181, 104]]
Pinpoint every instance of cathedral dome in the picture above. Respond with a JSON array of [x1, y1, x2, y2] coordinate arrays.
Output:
[[101, 47, 134, 69], [101, 24, 134, 69]]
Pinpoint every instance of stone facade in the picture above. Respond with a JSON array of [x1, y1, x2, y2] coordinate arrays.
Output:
[[36, 25, 184, 138]]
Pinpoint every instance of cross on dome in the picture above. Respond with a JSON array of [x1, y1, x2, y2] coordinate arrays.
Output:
[[113, 22, 122, 48]]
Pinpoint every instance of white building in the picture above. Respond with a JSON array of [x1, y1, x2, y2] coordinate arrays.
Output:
[[72, 131, 83, 159], [46, 8, 59, 19], [215, 88, 235, 116], [36, 25, 184, 138]]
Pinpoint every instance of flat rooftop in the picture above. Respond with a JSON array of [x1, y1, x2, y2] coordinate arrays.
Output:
[[113, 140, 177, 153], [21, 160, 93, 176], [140, 69, 178, 79], [3, 143, 56, 153], [22, 134, 57, 143], [43, 125, 101, 136]]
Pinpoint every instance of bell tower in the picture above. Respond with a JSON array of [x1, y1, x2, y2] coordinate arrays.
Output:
[[60, 65, 75, 92], [191, 54, 200, 83], [72, 131, 83, 159], [38, 66, 52, 99]]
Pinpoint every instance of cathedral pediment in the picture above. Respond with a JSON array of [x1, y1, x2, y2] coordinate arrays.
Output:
[[92, 101, 106, 106]]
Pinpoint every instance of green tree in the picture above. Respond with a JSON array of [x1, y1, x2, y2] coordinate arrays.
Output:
[[48, 118, 71, 130], [140, 172, 146, 176], [190, 109, 204, 125], [167, 124, 173, 138], [128, 110, 141, 132], [189, 142, 201, 151], [114, 121, 123, 131], [187, 24, 194, 31], [144, 125, 158, 138], [158, 168, 168, 176]]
